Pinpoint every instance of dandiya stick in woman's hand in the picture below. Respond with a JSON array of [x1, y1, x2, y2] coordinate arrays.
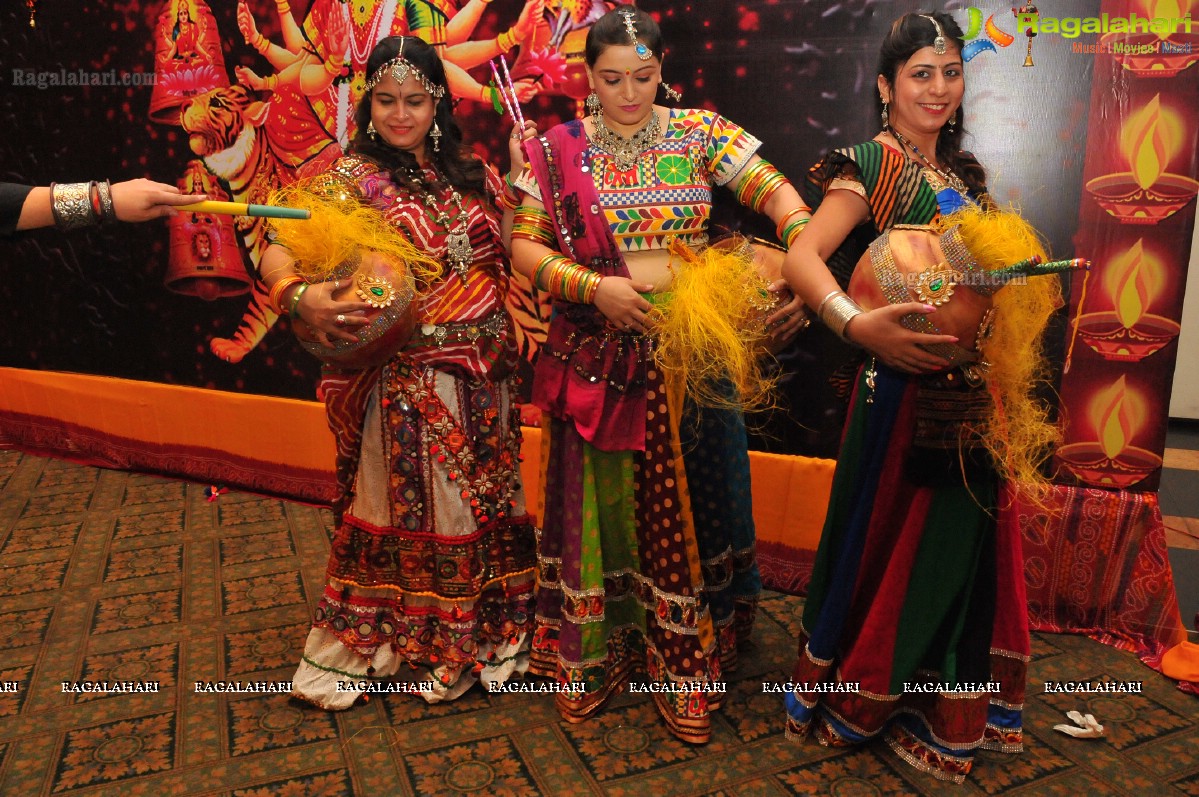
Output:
[[497, 55, 526, 130], [178, 200, 311, 220], [488, 60, 518, 123]]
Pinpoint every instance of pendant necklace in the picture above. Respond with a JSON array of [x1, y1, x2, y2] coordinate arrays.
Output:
[[591, 108, 661, 172], [403, 167, 474, 283]]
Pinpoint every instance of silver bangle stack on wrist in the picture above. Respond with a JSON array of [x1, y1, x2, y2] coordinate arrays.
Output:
[[817, 289, 864, 342], [49, 180, 116, 230]]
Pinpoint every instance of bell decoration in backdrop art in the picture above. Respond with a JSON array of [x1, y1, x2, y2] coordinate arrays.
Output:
[[149, 0, 228, 124], [165, 161, 251, 300], [266, 172, 443, 369]]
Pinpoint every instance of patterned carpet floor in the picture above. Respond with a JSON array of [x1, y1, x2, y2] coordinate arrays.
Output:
[[1, 449, 1197, 796]]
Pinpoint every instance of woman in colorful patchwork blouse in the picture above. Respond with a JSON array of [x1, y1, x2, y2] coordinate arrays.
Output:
[[259, 36, 538, 708], [509, 6, 810, 743]]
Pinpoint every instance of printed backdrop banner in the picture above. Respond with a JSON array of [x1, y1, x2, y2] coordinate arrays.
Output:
[[1053, 0, 1199, 494], [0, 0, 1195, 486]]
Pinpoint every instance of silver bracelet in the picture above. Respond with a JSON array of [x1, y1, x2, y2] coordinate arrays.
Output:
[[817, 290, 864, 342], [96, 180, 116, 223], [50, 182, 98, 230]]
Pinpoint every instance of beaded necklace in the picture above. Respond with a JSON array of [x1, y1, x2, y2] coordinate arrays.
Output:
[[399, 167, 474, 283], [590, 108, 661, 172], [886, 126, 968, 195]]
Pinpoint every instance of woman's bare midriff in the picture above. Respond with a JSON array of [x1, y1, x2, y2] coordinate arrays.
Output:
[[624, 248, 676, 293]]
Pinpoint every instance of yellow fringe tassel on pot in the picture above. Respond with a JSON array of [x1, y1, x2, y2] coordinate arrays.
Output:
[[934, 204, 1064, 497], [648, 238, 776, 412], [265, 173, 442, 287]]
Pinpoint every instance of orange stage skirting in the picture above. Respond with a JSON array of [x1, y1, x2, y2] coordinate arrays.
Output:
[[1, 369, 1190, 688], [0, 368, 834, 593]]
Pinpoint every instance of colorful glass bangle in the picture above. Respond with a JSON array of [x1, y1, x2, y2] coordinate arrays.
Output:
[[734, 160, 790, 214], [511, 207, 554, 246], [532, 253, 567, 291], [269, 275, 305, 316], [534, 253, 600, 303], [775, 206, 809, 239], [781, 217, 809, 248], [496, 190, 519, 212], [88, 181, 103, 219]]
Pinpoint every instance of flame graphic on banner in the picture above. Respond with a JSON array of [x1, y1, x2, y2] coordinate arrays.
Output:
[[1103, 240, 1168, 329], [1121, 95, 1184, 190], [1094, 377, 1140, 460], [1145, 0, 1190, 38]]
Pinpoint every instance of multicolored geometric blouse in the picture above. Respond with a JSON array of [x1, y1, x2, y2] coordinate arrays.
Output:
[[515, 108, 761, 253]]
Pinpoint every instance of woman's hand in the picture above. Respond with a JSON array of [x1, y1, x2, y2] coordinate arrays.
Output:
[[593, 277, 655, 334], [845, 302, 956, 374], [508, 120, 537, 174], [295, 279, 373, 346], [762, 281, 810, 353]]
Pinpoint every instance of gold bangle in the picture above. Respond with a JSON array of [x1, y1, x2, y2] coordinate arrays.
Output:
[[288, 282, 309, 319], [323, 57, 342, 77], [497, 29, 516, 54], [269, 275, 305, 315]]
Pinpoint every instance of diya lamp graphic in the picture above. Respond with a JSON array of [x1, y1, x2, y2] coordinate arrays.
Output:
[[1070, 238, 1181, 361], [1102, 0, 1199, 77], [1057, 376, 1163, 488], [1086, 94, 1199, 224]]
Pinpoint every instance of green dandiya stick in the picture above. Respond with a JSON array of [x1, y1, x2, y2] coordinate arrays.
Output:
[[178, 200, 311, 220], [988, 256, 1089, 282]]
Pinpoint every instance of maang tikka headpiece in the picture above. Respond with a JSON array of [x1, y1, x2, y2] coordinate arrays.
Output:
[[621, 8, 652, 60], [364, 38, 446, 98], [919, 14, 948, 55]]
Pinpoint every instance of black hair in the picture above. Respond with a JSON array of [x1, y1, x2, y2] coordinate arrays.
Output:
[[585, 5, 663, 65], [349, 36, 485, 195], [877, 12, 986, 195]]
